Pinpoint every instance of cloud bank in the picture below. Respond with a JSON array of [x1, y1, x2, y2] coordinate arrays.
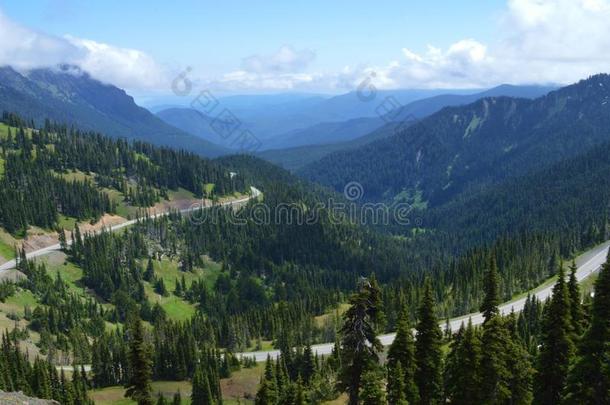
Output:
[[0, 9, 167, 90], [2, 0, 610, 92]]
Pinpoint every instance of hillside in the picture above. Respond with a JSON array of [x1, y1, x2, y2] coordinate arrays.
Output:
[[259, 85, 554, 170], [0, 66, 228, 157], [0, 113, 245, 239], [301, 74, 610, 204]]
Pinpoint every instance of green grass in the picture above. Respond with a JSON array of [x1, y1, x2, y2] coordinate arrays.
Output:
[[204, 183, 215, 195], [0, 290, 38, 317], [0, 238, 15, 260], [59, 170, 94, 182], [57, 215, 78, 230], [167, 187, 196, 200], [0, 155, 5, 177], [0, 123, 9, 139], [143, 257, 223, 322], [47, 259, 86, 295]]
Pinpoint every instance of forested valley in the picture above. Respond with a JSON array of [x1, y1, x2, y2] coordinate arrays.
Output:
[[0, 97, 608, 405]]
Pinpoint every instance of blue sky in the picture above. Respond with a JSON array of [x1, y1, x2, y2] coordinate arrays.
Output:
[[1, 0, 610, 97], [1, 0, 503, 74]]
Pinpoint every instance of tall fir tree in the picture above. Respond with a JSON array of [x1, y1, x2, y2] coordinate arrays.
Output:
[[386, 360, 409, 405], [255, 356, 278, 405], [191, 365, 214, 405], [480, 255, 500, 323], [386, 306, 418, 404], [414, 280, 443, 405], [359, 365, 386, 405], [565, 253, 610, 404], [443, 319, 481, 405], [567, 260, 585, 336], [337, 277, 384, 405], [125, 318, 153, 405], [534, 266, 575, 405]]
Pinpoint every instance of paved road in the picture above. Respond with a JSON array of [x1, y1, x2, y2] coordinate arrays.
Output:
[[0, 187, 261, 274], [238, 241, 610, 362]]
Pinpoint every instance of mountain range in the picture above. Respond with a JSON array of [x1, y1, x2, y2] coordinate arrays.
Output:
[[300, 74, 610, 205], [0, 65, 228, 157]]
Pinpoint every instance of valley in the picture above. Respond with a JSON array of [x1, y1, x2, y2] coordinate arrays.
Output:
[[1, 3, 610, 403]]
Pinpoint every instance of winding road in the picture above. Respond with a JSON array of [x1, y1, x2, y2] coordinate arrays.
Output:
[[1, 187, 607, 368], [238, 241, 610, 362], [0, 187, 261, 274]]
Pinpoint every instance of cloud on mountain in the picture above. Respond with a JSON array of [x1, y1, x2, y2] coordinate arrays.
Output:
[[0, 9, 167, 90]]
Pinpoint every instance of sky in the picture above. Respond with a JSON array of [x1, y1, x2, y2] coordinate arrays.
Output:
[[1, 0, 610, 100]]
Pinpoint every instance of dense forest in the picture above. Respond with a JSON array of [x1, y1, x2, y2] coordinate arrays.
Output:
[[0, 112, 245, 234], [301, 74, 610, 205], [0, 106, 609, 404]]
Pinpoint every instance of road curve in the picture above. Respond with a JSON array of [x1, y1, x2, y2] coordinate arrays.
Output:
[[0, 187, 261, 274], [238, 241, 610, 362]]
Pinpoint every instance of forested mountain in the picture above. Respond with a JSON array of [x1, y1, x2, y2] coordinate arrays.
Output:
[[0, 66, 228, 157], [258, 84, 554, 170], [0, 113, 245, 234], [301, 74, 610, 204]]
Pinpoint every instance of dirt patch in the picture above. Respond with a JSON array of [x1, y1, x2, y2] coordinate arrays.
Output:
[[0, 269, 26, 282], [221, 364, 264, 402]]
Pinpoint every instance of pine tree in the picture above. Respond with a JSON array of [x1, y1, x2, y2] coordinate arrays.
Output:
[[301, 344, 315, 385], [337, 277, 384, 405], [191, 365, 214, 405], [386, 306, 418, 404], [443, 319, 481, 405], [144, 258, 155, 282], [534, 266, 575, 405], [414, 281, 443, 405], [386, 361, 408, 405], [294, 376, 306, 405], [359, 366, 386, 405], [58, 228, 67, 251], [565, 254, 610, 404], [255, 356, 278, 405], [480, 255, 500, 323], [505, 313, 534, 405], [480, 315, 512, 404], [125, 318, 153, 405], [567, 260, 585, 336]]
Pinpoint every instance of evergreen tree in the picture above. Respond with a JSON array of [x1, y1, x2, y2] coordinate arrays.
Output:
[[125, 318, 153, 405], [567, 260, 585, 336], [359, 366, 386, 405], [414, 281, 443, 405], [294, 376, 306, 405], [301, 344, 315, 385], [255, 356, 278, 405], [534, 266, 575, 405], [386, 361, 408, 405], [481, 255, 500, 323], [144, 258, 155, 282], [191, 365, 214, 405], [565, 254, 610, 404], [443, 320, 481, 405], [479, 315, 512, 404], [337, 277, 384, 405], [386, 306, 418, 404]]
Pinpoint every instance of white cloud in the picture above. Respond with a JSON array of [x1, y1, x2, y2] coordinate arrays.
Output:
[[0, 10, 80, 69], [357, 0, 610, 89], [241, 45, 315, 73], [3, 1, 610, 93], [0, 9, 167, 90], [65, 36, 166, 90]]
